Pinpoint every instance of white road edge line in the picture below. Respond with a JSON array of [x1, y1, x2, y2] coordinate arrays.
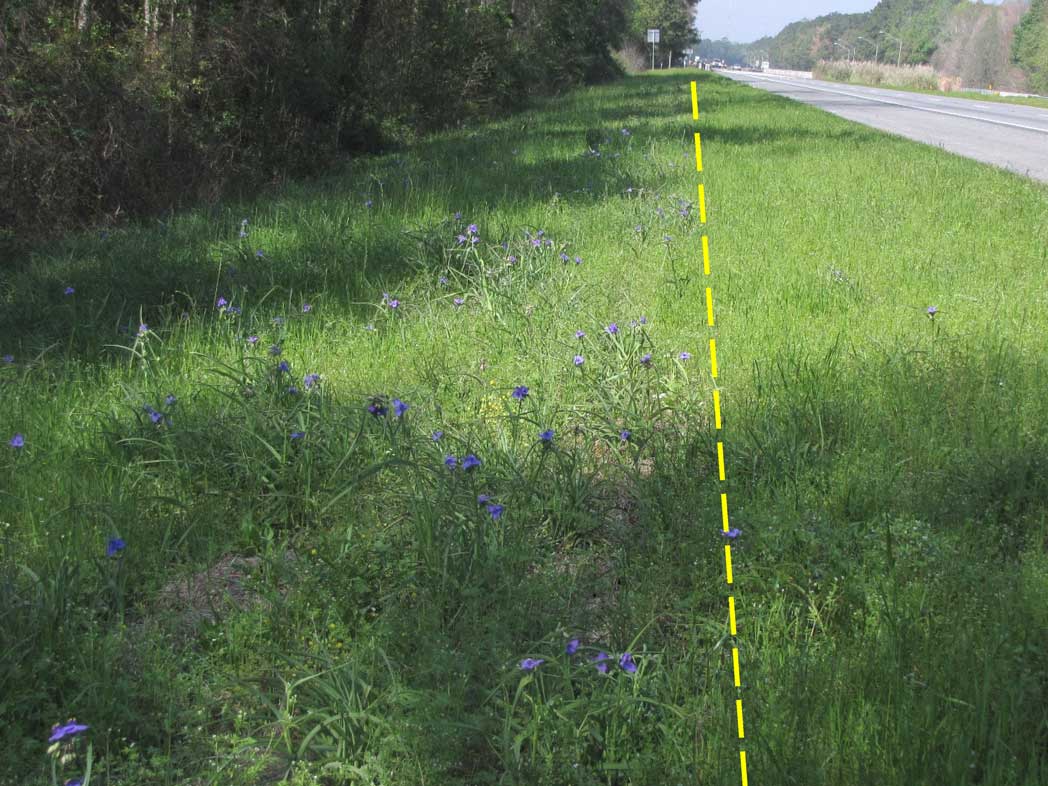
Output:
[[729, 73, 1048, 135]]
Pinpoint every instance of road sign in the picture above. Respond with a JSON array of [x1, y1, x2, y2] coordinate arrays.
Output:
[[647, 29, 660, 43]]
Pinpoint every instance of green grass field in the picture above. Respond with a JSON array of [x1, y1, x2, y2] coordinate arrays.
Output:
[[2, 70, 1047, 786]]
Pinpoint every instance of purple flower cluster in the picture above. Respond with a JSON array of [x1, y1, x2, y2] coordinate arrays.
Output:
[[519, 638, 640, 675]]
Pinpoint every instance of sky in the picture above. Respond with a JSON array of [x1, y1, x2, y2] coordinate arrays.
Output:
[[695, 0, 881, 43]]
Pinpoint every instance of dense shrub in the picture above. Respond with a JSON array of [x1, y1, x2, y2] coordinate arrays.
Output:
[[0, 0, 636, 241]]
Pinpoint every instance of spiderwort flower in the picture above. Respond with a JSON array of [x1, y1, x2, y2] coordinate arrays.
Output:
[[48, 721, 89, 743], [364, 199, 373, 208], [439, 276, 449, 285], [722, 528, 742, 539], [456, 234, 467, 245], [304, 373, 320, 390], [511, 386, 529, 401], [368, 402, 388, 417], [592, 652, 611, 674], [164, 394, 177, 407], [507, 255, 518, 264], [453, 297, 465, 307], [444, 455, 458, 469], [393, 399, 409, 417], [640, 353, 652, 366], [226, 305, 241, 316], [64, 286, 75, 296], [256, 249, 265, 258], [605, 323, 618, 335], [388, 299, 400, 310], [487, 503, 504, 521], [559, 252, 569, 262], [619, 652, 638, 674], [467, 224, 478, 236], [927, 306, 938, 318], [566, 638, 580, 655], [462, 454, 481, 471], [574, 256, 582, 265], [573, 355, 585, 366], [269, 344, 282, 356], [621, 128, 631, 136], [272, 316, 285, 326], [288, 386, 300, 396], [477, 494, 491, 505], [277, 361, 290, 374], [106, 537, 125, 557], [9, 433, 24, 448], [453, 211, 462, 220], [539, 429, 554, 443], [519, 658, 544, 671], [290, 431, 305, 440], [216, 297, 228, 309], [137, 324, 149, 336], [2, 354, 12, 363], [679, 351, 692, 361], [431, 430, 444, 441], [246, 335, 259, 346], [65, 779, 83, 786], [302, 303, 312, 313], [575, 330, 586, 339], [620, 430, 631, 442]]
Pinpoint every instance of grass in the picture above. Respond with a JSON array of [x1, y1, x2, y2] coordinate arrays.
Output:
[[2, 69, 1048, 786], [812, 59, 1048, 109]]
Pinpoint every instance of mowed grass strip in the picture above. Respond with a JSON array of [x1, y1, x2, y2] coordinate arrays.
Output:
[[1, 71, 1047, 786]]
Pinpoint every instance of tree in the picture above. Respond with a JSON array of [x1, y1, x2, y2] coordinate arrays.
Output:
[[630, 0, 699, 66]]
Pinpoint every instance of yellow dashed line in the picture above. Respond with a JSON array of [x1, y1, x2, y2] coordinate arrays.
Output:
[[698, 183, 707, 223], [709, 338, 719, 378], [694, 132, 703, 171], [724, 544, 733, 584], [702, 235, 711, 275], [706, 287, 716, 326]]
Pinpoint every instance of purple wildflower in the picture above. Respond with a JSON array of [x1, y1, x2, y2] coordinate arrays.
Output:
[[507, 255, 518, 264], [9, 433, 24, 448], [164, 394, 177, 407], [302, 303, 312, 313], [539, 429, 554, 443], [2, 355, 13, 363], [431, 430, 444, 441], [388, 299, 400, 310], [456, 234, 467, 244], [511, 385, 529, 401], [559, 252, 569, 262], [269, 344, 282, 356], [444, 455, 458, 469], [453, 211, 462, 220], [467, 223, 478, 236], [453, 297, 465, 307], [393, 398, 409, 417], [106, 537, 125, 557], [620, 430, 631, 442], [619, 652, 638, 674], [304, 373, 320, 390], [462, 454, 481, 471], [256, 249, 265, 258], [247, 335, 259, 345], [605, 323, 618, 335], [575, 330, 586, 339], [290, 431, 305, 440], [364, 199, 373, 208], [368, 402, 388, 417], [640, 353, 652, 366], [573, 355, 585, 366], [439, 276, 449, 285], [48, 722, 89, 743], [927, 306, 938, 317], [64, 286, 75, 296], [722, 528, 742, 539], [216, 297, 228, 309], [566, 638, 580, 655], [277, 360, 290, 373], [137, 324, 149, 336], [519, 658, 544, 671], [574, 256, 582, 265], [679, 351, 692, 361], [287, 386, 300, 396], [487, 503, 504, 521], [477, 494, 490, 504], [592, 652, 611, 674]]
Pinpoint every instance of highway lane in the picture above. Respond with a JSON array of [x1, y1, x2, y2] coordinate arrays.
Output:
[[716, 70, 1048, 183]]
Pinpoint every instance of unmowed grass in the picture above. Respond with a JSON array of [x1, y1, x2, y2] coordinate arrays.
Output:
[[2, 71, 1047, 786]]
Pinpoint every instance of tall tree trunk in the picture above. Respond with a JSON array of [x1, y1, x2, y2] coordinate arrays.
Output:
[[76, 0, 92, 33], [144, 0, 158, 52]]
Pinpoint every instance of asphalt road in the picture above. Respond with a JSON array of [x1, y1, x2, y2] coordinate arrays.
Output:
[[717, 70, 1048, 183]]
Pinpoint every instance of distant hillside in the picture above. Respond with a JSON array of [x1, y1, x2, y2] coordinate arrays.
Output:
[[746, 0, 963, 71], [704, 0, 1040, 92]]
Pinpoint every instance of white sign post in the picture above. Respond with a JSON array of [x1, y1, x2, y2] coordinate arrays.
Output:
[[647, 28, 660, 70]]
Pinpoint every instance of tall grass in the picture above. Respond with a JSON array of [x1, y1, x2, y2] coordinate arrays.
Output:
[[1, 71, 1047, 785], [813, 59, 950, 90]]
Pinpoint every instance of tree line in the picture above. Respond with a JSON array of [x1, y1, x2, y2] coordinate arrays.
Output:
[[0, 0, 697, 242]]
